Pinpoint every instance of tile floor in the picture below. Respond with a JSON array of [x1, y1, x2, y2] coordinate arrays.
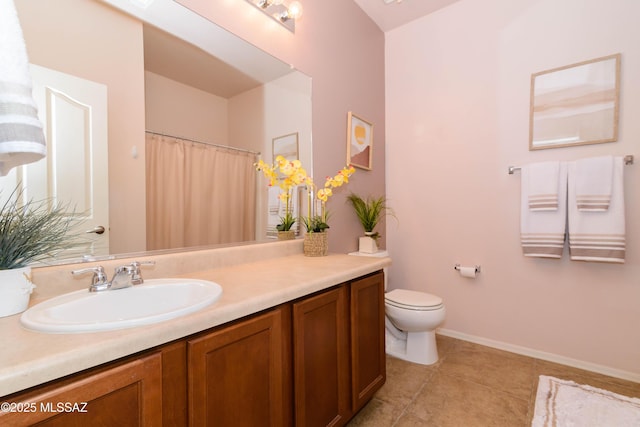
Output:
[[348, 335, 640, 426]]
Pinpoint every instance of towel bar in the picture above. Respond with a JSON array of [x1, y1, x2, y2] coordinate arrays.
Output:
[[508, 154, 634, 175]]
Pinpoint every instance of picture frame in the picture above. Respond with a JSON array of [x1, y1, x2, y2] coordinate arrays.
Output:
[[347, 112, 373, 170], [272, 132, 299, 162], [529, 53, 621, 150]]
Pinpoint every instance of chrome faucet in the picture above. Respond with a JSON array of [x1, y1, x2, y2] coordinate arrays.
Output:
[[129, 260, 155, 285], [109, 265, 135, 290], [72, 261, 155, 292], [71, 266, 110, 292]]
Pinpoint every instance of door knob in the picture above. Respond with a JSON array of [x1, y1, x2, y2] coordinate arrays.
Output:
[[86, 225, 106, 235]]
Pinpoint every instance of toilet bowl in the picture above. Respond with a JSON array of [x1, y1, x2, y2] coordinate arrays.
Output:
[[348, 250, 446, 366], [385, 289, 445, 365]]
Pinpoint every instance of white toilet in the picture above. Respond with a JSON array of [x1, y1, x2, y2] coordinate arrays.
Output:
[[384, 288, 445, 365], [349, 250, 446, 365]]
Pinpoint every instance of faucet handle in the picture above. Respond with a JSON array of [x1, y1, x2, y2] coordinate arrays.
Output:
[[128, 260, 155, 285], [71, 266, 109, 292]]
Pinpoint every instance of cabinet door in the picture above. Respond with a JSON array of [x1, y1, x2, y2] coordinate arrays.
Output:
[[350, 271, 386, 411], [293, 286, 350, 427], [187, 307, 291, 427], [161, 341, 188, 427], [0, 352, 163, 426]]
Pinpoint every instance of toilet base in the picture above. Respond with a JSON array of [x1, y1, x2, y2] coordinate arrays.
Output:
[[385, 328, 439, 365]]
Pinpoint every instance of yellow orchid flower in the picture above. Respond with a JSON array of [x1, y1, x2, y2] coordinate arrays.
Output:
[[257, 158, 355, 233], [275, 155, 288, 168], [317, 188, 333, 202]]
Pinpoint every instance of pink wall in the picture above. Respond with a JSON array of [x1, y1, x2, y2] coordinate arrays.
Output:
[[179, 0, 386, 252], [386, 0, 640, 378]]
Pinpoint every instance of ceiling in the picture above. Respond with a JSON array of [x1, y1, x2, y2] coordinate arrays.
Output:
[[143, 24, 261, 98], [352, 0, 461, 32]]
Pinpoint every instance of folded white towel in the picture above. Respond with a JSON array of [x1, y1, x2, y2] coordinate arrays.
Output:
[[568, 156, 625, 263], [527, 161, 560, 211], [575, 155, 614, 211], [521, 162, 567, 258], [0, 0, 46, 176]]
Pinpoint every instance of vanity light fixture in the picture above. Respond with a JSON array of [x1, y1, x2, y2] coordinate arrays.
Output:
[[246, 0, 303, 32]]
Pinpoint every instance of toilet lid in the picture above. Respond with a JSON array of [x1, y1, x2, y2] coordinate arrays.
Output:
[[385, 289, 443, 309]]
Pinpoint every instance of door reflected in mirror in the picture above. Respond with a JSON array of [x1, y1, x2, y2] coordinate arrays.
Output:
[[0, 64, 109, 259]]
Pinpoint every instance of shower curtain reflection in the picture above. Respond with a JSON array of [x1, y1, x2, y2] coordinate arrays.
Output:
[[145, 133, 256, 250]]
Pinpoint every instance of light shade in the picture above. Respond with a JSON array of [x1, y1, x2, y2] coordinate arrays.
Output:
[[0, 0, 46, 176]]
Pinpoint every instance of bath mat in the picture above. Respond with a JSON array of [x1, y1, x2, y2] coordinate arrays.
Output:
[[532, 375, 640, 427]]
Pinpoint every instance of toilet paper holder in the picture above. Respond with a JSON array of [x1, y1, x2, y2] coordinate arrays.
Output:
[[454, 264, 481, 274]]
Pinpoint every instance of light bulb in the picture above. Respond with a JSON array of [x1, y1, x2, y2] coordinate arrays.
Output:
[[287, 1, 303, 20]]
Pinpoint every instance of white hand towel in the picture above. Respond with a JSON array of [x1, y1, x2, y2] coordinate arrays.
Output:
[[527, 161, 560, 211], [568, 156, 625, 263], [575, 155, 614, 211], [0, 0, 46, 176], [521, 162, 567, 258]]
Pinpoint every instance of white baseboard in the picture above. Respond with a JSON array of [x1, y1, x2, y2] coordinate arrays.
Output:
[[437, 328, 640, 384]]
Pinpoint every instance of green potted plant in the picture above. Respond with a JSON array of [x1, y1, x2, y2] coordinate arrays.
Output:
[[347, 193, 392, 253], [301, 215, 329, 233], [0, 188, 79, 317]]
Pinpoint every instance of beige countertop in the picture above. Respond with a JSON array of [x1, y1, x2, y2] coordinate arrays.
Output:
[[0, 252, 390, 396]]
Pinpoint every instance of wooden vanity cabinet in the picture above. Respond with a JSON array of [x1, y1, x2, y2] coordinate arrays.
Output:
[[292, 270, 386, 427], [349, 272, 386, 412], [293, 285, 351, 426], [0, 351, 163, 426], [188, 270, 385, 427], [0, 270, 385, 427], [187, 306, 292, 427]]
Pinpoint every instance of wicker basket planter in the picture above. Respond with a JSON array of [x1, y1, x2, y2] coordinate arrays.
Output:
[[277, 230, 296, 240], [303, 232, 328, 257]]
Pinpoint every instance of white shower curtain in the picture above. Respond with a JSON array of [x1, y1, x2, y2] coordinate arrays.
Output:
[[145, 133, 256, 250]]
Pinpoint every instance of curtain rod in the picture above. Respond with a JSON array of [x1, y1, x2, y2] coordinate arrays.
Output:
[[145, 130, 260, 156]]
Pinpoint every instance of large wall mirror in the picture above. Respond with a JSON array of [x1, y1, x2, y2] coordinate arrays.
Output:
[[12, 0, 312, 264]]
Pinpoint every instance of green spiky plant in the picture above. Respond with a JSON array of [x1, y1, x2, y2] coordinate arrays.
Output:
[[0, 188, 80, 270], [302, 214, 330, 233], [346, 193, 393, 240]]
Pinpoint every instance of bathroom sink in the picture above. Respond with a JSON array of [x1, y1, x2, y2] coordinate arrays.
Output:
[[20, 278, 222, 333]]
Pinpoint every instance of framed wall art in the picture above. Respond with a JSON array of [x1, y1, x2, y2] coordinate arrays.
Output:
[[272, 132, 299, 162], [347, 112, 373, 170], [529, 53, 621, 150]]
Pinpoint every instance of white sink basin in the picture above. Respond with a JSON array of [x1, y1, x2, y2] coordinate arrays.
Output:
[[20, 278, 222, 333]]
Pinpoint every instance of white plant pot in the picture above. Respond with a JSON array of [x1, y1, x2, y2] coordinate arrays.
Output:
[[0, 267, 36, 318], [359, 236, 378, 254]]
